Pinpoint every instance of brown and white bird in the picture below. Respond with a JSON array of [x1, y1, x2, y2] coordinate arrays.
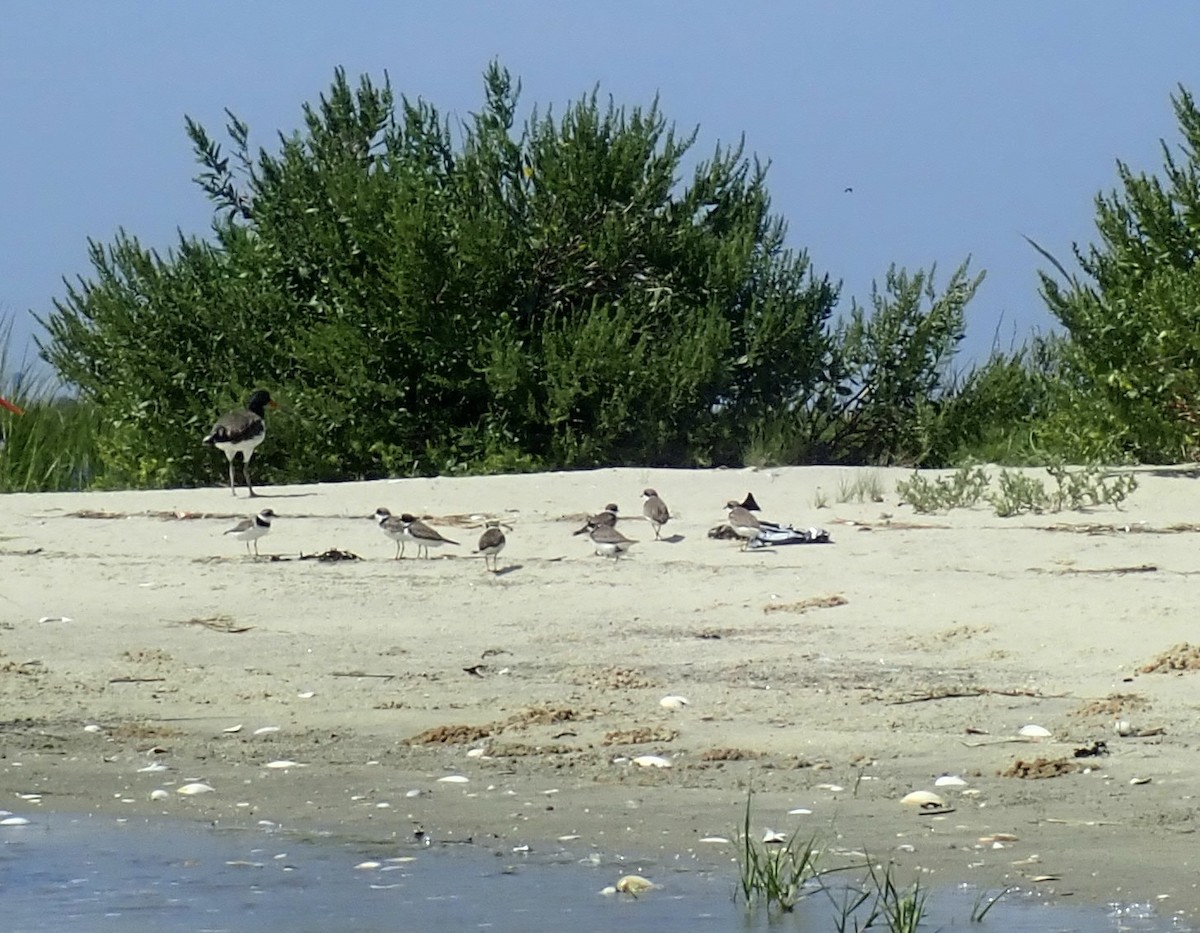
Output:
[[400, 513, 459, 559], [203, 389, 278, 497], [225, 508, 275, 557], [589, 523, 636, 559], [641, 488, 670, 540], [374, 507, 409, 559], [572, 503, 619, 536], [476, 520, 507, 573], [725, 500, 762, 550]]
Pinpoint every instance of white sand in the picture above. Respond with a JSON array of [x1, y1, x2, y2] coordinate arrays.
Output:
[[1, 465, 1197, 917]]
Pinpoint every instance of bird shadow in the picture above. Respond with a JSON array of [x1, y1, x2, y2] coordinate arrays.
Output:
[[244, 491, 319, 500], [657, 534, 686, 544], [492, 564, 522, 577]]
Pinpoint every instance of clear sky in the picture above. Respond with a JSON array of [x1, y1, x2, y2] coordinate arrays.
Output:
[[3, 2, 1198, 376]]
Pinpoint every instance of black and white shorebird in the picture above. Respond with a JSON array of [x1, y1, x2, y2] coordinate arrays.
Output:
[[225, 508, 275, 557], [589, 523, 636, 559], [641, 488, 670, 540], [572, 503, 619, 536], [476, 520, 507, 573], [400, 513, 459, 559], [374, 507, 409, 559], [725, 500, 763, 550], [203, 389, 278, 497]]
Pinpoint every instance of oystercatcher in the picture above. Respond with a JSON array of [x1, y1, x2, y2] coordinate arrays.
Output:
[[203, 389, 277, 497]]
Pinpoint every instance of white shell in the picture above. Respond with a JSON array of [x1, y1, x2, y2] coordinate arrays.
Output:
[[355, 861, 382, 870], [631, 755, 672, 769], [83, 724, 104, 734], [222, 724, 244, 734], [264, 760, 305, 769], [901, 790, 947, 808], [659, 695, 689, 710], [1017, 724, 1052, 738], [788, 808, 813, 815], [176, 782, 215, 796], [149, 789, 170, 801], [437, 775, 470, 783], [0, 817, 31, 826], [1114, 719, 1134, 736], [137, 763, 168, 773], [466, 748, 488, 759], [297, 690, 316, 699], [615, 874, 658, 895], [253, 726, 280, 736], [700, 836, 731, 843], [934, 775, 968, 787], [762, 829, 787, 844]]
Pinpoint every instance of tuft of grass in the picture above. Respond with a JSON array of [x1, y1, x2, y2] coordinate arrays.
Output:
[[898, 462, 1137, 517], [867, 859, 929, 932], [970, 885, 1012, 922], [733, 790, 824, 912], [836, 470, 886, 504]]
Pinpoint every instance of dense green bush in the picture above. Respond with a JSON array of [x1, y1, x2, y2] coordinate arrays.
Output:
[[1029, 85, 1200, 463], [39, 64, 983, 487]]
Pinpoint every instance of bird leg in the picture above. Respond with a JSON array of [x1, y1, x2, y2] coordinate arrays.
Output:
[[227, 458, 237, 496], [244, 456, 258, 498]]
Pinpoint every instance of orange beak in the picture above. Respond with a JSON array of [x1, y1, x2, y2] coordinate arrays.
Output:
[[0, 397, 23, 416]]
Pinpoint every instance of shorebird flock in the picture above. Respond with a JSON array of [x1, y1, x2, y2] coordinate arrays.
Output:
[[207, 390, 830, 569]]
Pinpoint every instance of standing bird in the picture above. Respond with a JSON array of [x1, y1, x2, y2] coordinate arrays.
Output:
[[641, 488, 670, 540], [589, 523, 636, 560], [400, 513, 459, 559], [725, 500, 762, 550], [374, 507, 409, 559], [572, 503, 619, 536], [225, 508, 275, 557], [203, 389, 278, 497], [476, 520, 507, 573]]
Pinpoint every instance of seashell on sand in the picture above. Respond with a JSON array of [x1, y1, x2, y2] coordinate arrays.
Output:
[[355, 861, 382, 870], [615, 874, 659, 895], [253, 726, 281, 736], [264, 760, 306, 769], [659, 695, 689, 711], [149, 789, 170, 801], [1017, 724, 1052, 738], [934, 775, 968, 787], [901, 790, 947, 809], [631, 755, 672, 769], [222, 724, 243, 734], [1114, 719, 1134, 736], [137, 763, 168, 773], [0, 817, 31, 826], [762, 829, 787, 844], [83, 724, 104, 734], [176, 782, 215, 796], [437, 775, 470, 784]]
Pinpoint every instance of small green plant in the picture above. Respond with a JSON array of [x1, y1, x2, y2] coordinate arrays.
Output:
[[896, 464, 990, 512], [867, 860, 928, 932], [985, 469, 1048, 517], [733, 791, 824, 912], [970, 885, 1012, 922], [812, 487, 830, 509], [836, 470, 886, 504]]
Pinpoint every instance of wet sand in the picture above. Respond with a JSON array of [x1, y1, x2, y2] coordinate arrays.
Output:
[[2, 465, 1198, 920]]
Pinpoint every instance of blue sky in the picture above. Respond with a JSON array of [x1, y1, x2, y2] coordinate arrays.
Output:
[[3, 2, 1198, 375]]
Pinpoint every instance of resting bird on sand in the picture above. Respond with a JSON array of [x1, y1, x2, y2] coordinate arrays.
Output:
[[203, 389, 278, 497], [400, 513, 460, 559], [374, 507, 409, 559], [225, 508, 275, 557], [589, 523, 637, 559], [573, 503, 619, 536], [476, 520, 507, 573], [641, 489, 670, 540]]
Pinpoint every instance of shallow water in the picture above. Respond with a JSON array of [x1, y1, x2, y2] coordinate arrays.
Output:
[[0, 814, 1190, 932]]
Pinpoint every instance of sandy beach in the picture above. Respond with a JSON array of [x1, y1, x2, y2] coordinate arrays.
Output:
[[2, 465, 1199, 919]]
